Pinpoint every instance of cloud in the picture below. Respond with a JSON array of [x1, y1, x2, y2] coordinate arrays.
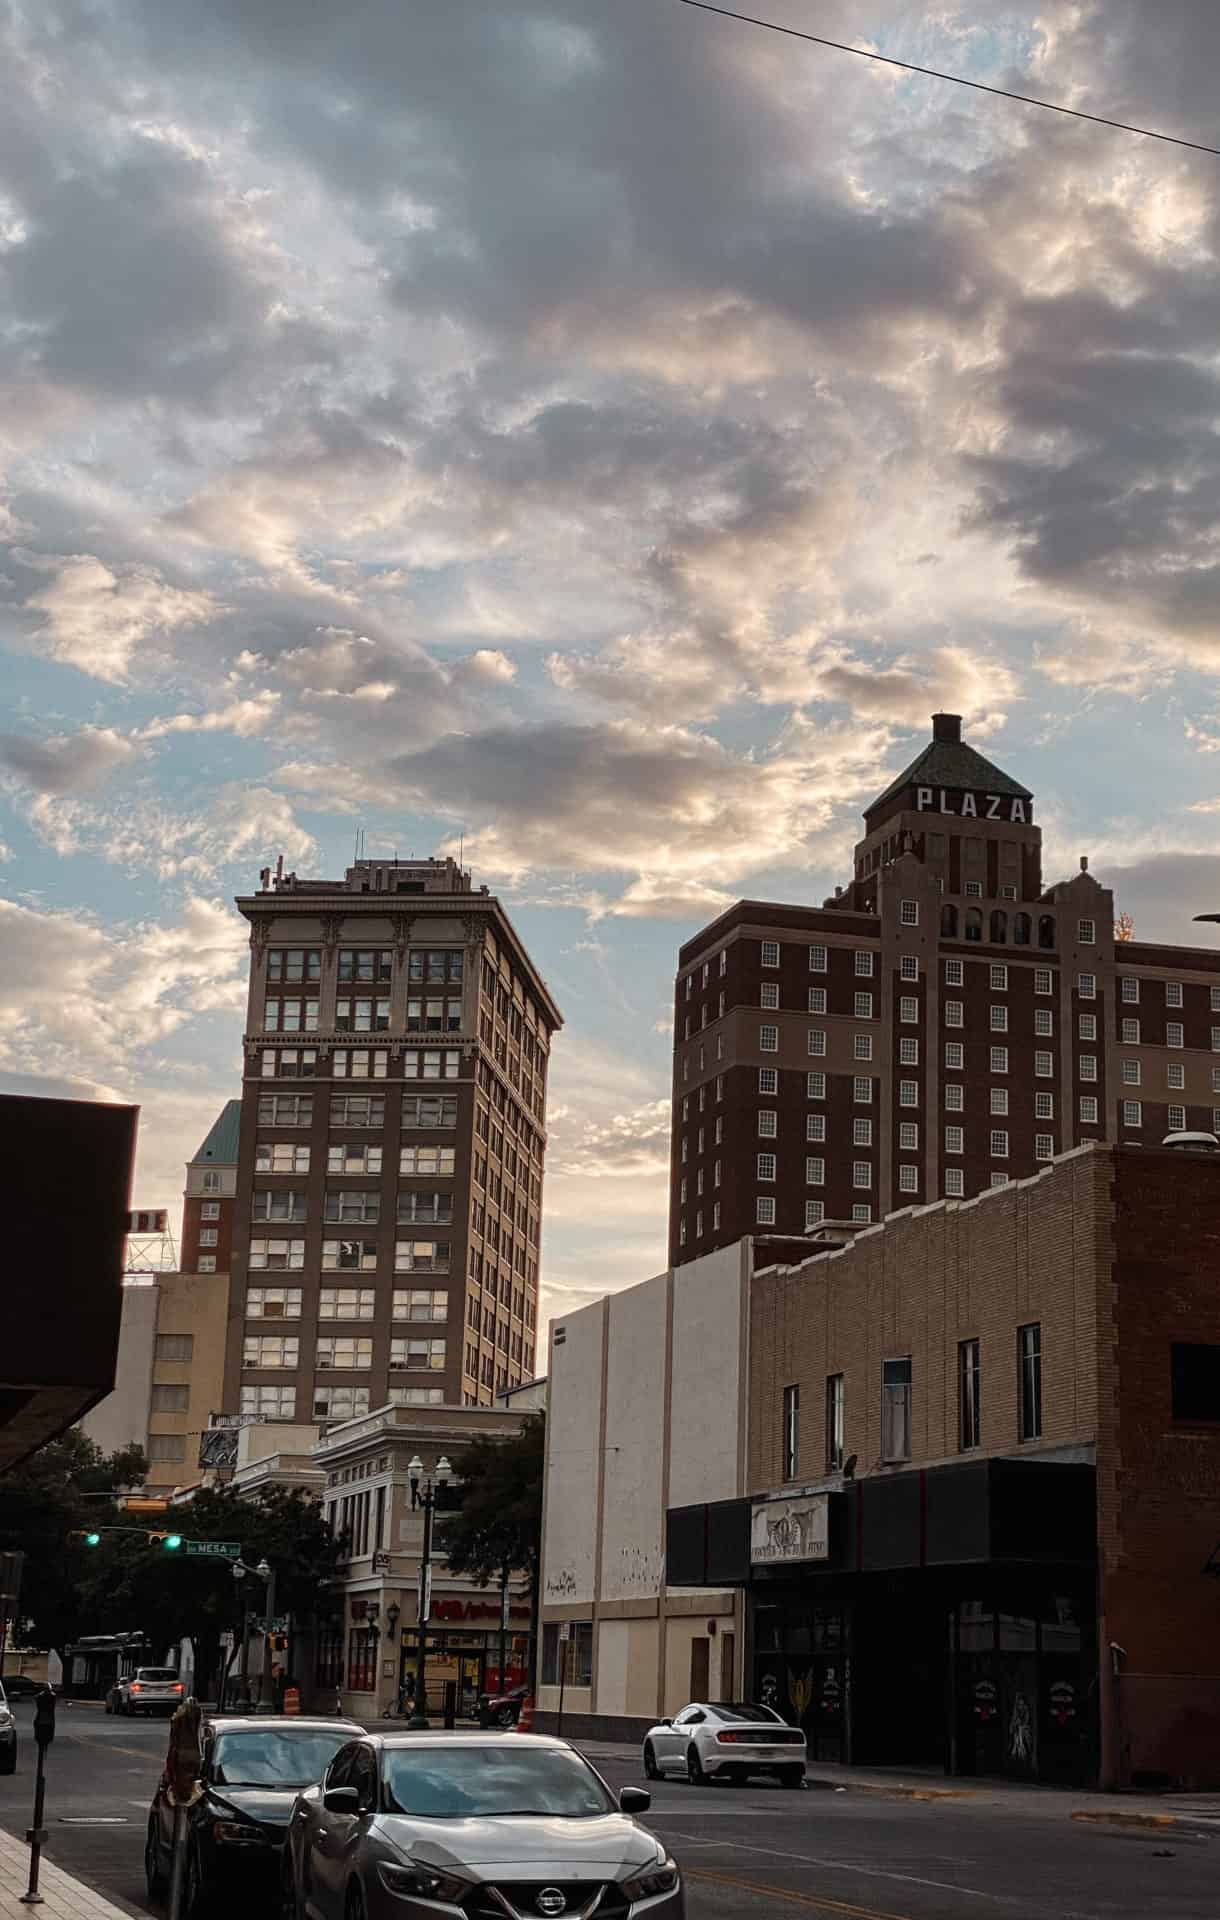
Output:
[[0, 724, 134, 793], [138, 692, 282, 740], [22, 555, 224, 683], [17, 781, 315, 881]]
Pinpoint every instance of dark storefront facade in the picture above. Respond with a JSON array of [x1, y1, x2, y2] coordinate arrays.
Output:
[[668, 1457, 1098, 1784]]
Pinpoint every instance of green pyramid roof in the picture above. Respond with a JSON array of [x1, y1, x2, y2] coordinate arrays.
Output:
[[190, 1098, 242, 1166]]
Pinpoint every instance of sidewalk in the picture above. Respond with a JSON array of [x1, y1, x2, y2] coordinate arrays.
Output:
[[0, 1828, 135, 1920]]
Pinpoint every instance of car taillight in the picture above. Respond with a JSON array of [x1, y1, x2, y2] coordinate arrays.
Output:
[[130, 1684, 143, 1693], [171, 1684, 183, 1694], [716, 1730, 745, 1743]]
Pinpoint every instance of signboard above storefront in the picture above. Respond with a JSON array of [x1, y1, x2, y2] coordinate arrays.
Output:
[[750, 1492, 829, 1566]]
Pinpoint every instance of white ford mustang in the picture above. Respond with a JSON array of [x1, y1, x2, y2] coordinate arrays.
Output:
[[642, 1701, 806, 1787]]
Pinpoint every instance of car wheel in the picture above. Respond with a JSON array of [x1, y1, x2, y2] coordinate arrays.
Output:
[[643, 1741, 660, 1781], [495, 1705, 516, 1728], [686, 1745, 707, 1787], [145, 1819, 167, 1901], [781, 1766, 805, 1789]]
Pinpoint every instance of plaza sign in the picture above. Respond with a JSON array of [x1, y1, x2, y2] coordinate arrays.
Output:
[[916, 787, 1029, 823], [750, 1493, 829, 1566]]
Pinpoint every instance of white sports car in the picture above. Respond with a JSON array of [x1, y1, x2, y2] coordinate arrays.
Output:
[[642, 1701, 806, 1787]]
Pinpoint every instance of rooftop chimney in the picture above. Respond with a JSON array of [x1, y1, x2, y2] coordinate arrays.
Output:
[[932, 712, 962, 744]]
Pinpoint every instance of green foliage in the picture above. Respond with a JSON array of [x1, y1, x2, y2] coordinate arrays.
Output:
[[442, 1414, 545, 1588], [0, 1428, 148, 1655]]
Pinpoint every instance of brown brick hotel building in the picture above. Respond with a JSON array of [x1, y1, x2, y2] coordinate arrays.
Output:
[[670, 713, 1220, 1265]]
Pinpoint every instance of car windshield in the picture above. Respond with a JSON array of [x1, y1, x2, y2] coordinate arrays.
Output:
[[211, 1730, 350, 1789], [382, 1745, 616, 1820], [709, 1703, 782, 1723], [136, 1669, 178, 1683]]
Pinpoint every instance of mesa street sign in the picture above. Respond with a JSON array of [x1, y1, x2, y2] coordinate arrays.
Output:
[[184, 1541, 241, 1559]]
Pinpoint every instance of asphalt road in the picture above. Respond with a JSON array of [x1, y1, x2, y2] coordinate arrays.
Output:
[[0, 1702, 1216, 1920]]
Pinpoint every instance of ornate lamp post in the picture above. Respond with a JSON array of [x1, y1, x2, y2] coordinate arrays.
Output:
[[407, 1454, 452, 1728]]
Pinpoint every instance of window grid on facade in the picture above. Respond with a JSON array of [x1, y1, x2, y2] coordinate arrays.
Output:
[[853, 1076, 873, 1103], [944, 959, 963, 987], [990, 1129, 1009, 1158], [990, 965, 1008, 991], [1168, 1062, 1185, 1090], [855, 951, 874, 977], [761, 940, 780, 969], [1123, 1100, 1142, 1127], [757, 1152, 777, 1182], [1079, 1096, 1099, 1124], [1168, 1104, 1187, 1133]]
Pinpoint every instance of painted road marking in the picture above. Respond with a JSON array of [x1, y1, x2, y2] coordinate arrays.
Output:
[[686, 1866, 911, 1919], [663, 1829, 1032, 1908]]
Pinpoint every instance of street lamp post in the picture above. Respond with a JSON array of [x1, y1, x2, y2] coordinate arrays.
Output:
[[232, 1557, 274, 1709], [407, 1454, 452, 1729]]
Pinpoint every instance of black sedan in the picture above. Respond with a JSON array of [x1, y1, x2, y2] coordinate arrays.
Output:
[[145, 1714, 361, 1913]]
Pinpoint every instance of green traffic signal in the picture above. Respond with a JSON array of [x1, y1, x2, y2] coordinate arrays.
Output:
[[162, 1534, 183, 1551], [85, 1532, 101, 1547]]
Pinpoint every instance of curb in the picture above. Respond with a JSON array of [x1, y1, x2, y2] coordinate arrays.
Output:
[[806, 1774, 976, 1801], [1071, 1808, 1187, 1833]]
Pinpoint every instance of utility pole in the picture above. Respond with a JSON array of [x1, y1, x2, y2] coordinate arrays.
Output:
[[406, 1454, 452, 1729]]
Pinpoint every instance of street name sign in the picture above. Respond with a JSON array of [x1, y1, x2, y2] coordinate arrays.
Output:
[[184, 1541, 241, 1559]]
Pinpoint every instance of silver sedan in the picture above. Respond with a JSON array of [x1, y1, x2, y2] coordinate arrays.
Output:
[[642, 1701, 806, 1787], [282, 1729, 684, 1919]]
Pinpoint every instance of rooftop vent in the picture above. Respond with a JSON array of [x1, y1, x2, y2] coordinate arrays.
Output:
[[932, 712, 962, 744], [1161, 1130, 1220, 1152]]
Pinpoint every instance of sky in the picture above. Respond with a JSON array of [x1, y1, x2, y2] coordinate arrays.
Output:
[[5, 0, 1220, 1333]]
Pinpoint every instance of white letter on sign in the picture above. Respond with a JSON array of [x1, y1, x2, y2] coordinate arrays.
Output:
[[916, 787, 932, 810], [961, 793, 977, 818]]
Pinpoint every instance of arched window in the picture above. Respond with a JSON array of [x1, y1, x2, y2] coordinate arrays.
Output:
[[990, 910, 1008, 945], [1014, 912, 1031, 947], [965, 908, 983, 943], [941, 904, 959, 939], [1038, 914, 1056, 950]]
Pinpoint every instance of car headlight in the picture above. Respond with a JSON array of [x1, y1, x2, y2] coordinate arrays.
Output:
[[622, 1859, 680, 1901], [378, 1861, 469, 1903], [211, 1811, 266, 1845], [0, 1711, 12, 1728]]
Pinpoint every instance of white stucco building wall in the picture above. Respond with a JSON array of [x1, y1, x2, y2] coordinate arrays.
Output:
[[538, 1241, 750, 1731]]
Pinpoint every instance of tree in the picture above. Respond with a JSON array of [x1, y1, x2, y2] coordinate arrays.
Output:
[[0, 1429, 148, 1657], [442, 1415, 544, 1587]]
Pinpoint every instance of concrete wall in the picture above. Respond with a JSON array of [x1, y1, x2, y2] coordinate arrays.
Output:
[[145, 1270, 231, 1487], [538, 1243, 746, 1734], [82, 1280, 159, 1457]]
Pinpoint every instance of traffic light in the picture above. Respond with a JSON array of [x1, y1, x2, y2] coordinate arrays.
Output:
[[147, 1532, 184, 1550], [85, 1532, 101, 1548]]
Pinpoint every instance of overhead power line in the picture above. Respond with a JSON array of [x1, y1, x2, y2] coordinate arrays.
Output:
[[679, 1, 1220, 159]]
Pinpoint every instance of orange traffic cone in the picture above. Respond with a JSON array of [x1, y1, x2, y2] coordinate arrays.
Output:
[[513, 1692, 535, 1733]]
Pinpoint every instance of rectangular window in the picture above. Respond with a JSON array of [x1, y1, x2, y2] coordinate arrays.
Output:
[[540, 1622, 594, 1689], [759, 1067, 778, 1094], [855, 951, 874, 977], [258, 1094, 313, 1127], [900, 1037, 919, 1065], [394, 1241, 451, 1274], [900, 899, 919, 926], [990, 1005, 1008, 1032], [854, 991, 873, 1019], [991, 1087, 1009, 1115], [1079, 1095, 1099, 1123], [248, 1238, 305, 1271], [326, 1143, 382, 1176], [852, 1203, 871, 1223], [318, 1289, 376, 1321], [965, 880, 982, 898], [1033, 1008, 1053, 1038], [713, 1202, 721, 1230], [397, 1190, 453, 1224], [959, 1339, 980, 1451], [758, 1109, 778, 1137], [240, 1384, 296, 1420], [945, 1000, 964, 1028], [321, 1239, 377, 1272], [990, 964, 1008, 991], [853, 1033, 873, 1061], [1079, 1055, 1097, 1082], [199, 1228, 218, 1247], [263, 1048, 318, 1079], [945, 1125, 964, 1155], [900, 995, 919, 1022], [1018, 1324, 1042, 1440], [1121, 976, 1139, 1004], [1035, 968, 1052, 994], [853, 1117, 872, 1146], [1121, 1018, 1140, 1044], [808, 1029, 827, 1056], [1168, 1062, 1186, 1090], [720, 949, 728, 977], [853, 1162, 871, 1189], [333, 1049, 389, 1080], [255, 1142, 311, 1176], [826, 1374, 845, 1472], [1078, 919, 1096, 944], [761, 940, 780, 969], [197, 1256, 217, 1273], [392, 1287, 447, 1321], [804, 1115, 825, 1145], [944, 1083, 963, 1111], [900, 1079, 919, 1106], [263, 999, 320, 1034], [1078, 974, 1096, 999], [805, 1157, 825, 1186], [1032, 1050, 1052, 1078], [1212, 1027, 1220, 1053], [1121, 1060, 1140, 1086], [267, 949, 321, 984], [1123, 1099, 1142, 1127], [806, 1071, 824, 1099], [242, 1334, 298, 1369], [1078, 1013, 1096, 1041], [1035, 1133, 1054, 1161], [340, 949, 394, 983], [757, 1152, 777, 1182], [245, 1285, 302, 1319], [1168, 1104, 1187, 1133], [882, 1358, 912, 1462], [760, 1025, 779, 1053], [1035, 1091, 1054, 1120], [944, 959, 964, 987], [760, 981, 779, 1009], [782, 1384, 800, 1479], [944, 1168, 964, 1197], [804, 1199, 823, 1229], [400, 1145, 456, 1176], [808, 987, 827, 1014], [898, 1165, 918, 1193], [809, 944, 827, 972], [336, 997, 391, 1032], [150, 1383, 189, 1413], [401, 1095, 457, 1129], [944, 1041, 964, 1070], [323, 1190, 380, 1225], [251, 1189, 307, 1222], [312, 1385, 370, 1421], [756, 1196, 776, 1225], [1167, 980, 1184, 1008], [901, 955, 919, 981], [390, 1337, 446, 1371], [316, 1335, 373, 1369], [990, 1046, 1009, 1073], [899, 1121, 919, 1150], [990, 1129, 1009, 1158], [853, 1076, 873, 1103]]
